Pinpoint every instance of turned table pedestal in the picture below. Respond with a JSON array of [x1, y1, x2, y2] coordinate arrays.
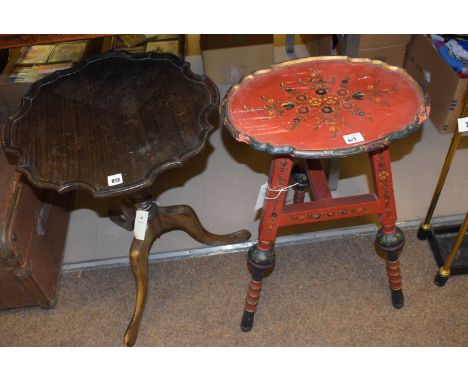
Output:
[[2, 52, 250, 345], [222, 57, 429, 331]]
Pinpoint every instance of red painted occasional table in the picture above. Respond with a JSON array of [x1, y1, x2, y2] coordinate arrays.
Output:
[[222, 56, 430, 332]]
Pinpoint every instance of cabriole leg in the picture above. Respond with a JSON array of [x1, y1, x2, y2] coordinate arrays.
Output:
[[123, 224, 156, 346]]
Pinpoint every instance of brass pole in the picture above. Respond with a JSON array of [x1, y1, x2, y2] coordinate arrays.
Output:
[[434, 210, 468, 286], [417, 129, 462, 240]]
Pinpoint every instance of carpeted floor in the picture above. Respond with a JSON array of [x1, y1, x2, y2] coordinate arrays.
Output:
[[1, 228, 467, 346]]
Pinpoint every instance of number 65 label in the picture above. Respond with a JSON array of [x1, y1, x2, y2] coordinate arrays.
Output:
[[107, 173, 123, 186], [343, 132, 364, 144]]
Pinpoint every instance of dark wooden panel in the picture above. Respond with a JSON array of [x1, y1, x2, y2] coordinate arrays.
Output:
[[200, 34, 273, 50], [0, 34, 110, 49]]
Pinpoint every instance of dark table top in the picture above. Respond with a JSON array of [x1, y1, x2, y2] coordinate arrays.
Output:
[[2, 52, 219, 197]]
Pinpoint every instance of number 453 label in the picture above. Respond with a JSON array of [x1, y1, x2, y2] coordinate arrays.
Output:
[[107, 173, 123, 186], [343, 132, 365, 144]]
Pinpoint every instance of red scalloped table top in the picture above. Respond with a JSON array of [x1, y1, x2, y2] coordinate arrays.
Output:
[[223, 57, 429, 157]]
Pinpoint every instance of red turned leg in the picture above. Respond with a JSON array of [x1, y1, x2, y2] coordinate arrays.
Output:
[[370, 147, 405, 309], [241, 156, 294, 331]]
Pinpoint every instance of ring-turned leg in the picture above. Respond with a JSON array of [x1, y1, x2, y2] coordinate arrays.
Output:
[[370, 147, 405, 309], [241, 156, 294, 332], [375, 227, 405, 308], [241, 245, 275, 331], [123, 224, 156, 346]]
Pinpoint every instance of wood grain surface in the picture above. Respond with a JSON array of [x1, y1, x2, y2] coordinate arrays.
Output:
[[3, 52, 219, 197]]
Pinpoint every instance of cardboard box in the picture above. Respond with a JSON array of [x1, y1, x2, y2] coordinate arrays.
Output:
[[301, 34, 333, 56], [404, 35, 468, 134], [358, 43, 408, 67], [359, 35, 412, 49], [200, 35, 274, 85], [338, 34, 412, 67]]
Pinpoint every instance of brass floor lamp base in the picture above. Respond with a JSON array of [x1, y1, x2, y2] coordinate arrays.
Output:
[[428, 225, 468, 272]]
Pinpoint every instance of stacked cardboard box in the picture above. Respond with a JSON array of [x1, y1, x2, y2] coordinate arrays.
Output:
[[356, 35, 412, 67], [404, 35, 468, 133]]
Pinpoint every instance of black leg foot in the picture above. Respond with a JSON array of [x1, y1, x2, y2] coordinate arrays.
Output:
[[391, 289, 404, 309], [434, 272, 449, 287], [241, 311, 255, 332], [417, 225, 431, 241]]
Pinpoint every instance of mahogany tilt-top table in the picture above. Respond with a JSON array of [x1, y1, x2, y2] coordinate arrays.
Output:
[[222, 56, 429, 332], [2, 51, 250, 346]]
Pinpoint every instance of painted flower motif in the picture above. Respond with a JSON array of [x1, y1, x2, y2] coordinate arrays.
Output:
[[341, 102, 353, 110], [298, 106, 309, 114], [329, 125, 338, 137], [309, 98, 322, 107], [296, 94, 308, 102], [352, 92, 365, 100], [378, 171, 388, 181], [252, 67, 396, 137], [325, 96, 338, 104], [282, 101, 295, 110], [337, 88, 348, 96]]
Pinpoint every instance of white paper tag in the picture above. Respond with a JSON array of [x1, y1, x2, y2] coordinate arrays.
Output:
[[107, 173, 123, 186], [134, 210, 149, 241], [343, 132, 365, 144], [423, 70, 431, 83], [458, 117, 468, 134], [254, 183, 268, 211]]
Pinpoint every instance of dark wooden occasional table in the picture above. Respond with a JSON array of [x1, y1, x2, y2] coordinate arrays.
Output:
[[222, 56, 429, 332], [2, 51, 250, 346]]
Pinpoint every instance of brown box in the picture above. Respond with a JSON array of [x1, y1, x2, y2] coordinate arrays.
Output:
[[301, 35, 333, 56], [200, 35, 274, 85], [358, 35, 412, 49], [0, 86, 73, 309], [0, 149, 72, 309], [338, 34, 412, 67], [404, 35, 468, 133]]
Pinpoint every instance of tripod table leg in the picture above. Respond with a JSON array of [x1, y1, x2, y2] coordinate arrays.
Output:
[[158, 204, 251, 245], [123, 225, 156, 347]]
